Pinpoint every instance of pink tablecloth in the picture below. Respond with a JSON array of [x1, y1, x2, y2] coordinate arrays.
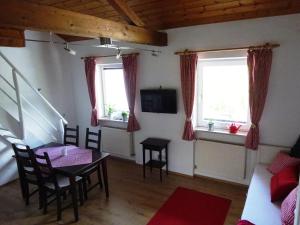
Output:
[[35, 145, 92, 168]]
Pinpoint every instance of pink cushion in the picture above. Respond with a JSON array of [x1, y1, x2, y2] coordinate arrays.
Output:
[[281, 186, 298, 225], [270, 166, 299, 202], [267, 151, 300, 174], [237, 220, 255, 225]]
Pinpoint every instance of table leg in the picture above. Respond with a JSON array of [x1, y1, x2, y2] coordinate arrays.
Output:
[[166, 146, 169, 175], [143, 146, 145, 178], [70, 176, 79, 222], [101, 159, 109, 198], [150, 149, 152, 172], [159, 150, 162, 182]]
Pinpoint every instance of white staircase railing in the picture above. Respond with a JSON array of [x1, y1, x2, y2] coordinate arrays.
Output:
[[0, 51, 67, 143], [11, 68, 24, 139]]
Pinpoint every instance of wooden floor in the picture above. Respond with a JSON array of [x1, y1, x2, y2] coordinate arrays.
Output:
[[0, 158, 247, 225]]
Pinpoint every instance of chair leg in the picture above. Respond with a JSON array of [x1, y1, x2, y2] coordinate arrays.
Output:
[[83, 177, 88, 200], [43, 189, 48, 214], [38, 188, 43, 209], [62, 191, 67, 200], [87, 175, 91, 185], [19, 178, 26, 199], [56, 191, 62, 221], [97, 165, 103, 189], [24, 182, 30, 206], [78, 182, 84, 206]]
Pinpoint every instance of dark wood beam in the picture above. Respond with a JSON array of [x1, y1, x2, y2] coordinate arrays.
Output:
[[0, 0, 167, 46], [0, 27, 25, 47], [106, 0, 145, 26]]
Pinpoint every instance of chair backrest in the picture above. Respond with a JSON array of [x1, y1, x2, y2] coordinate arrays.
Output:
[[31, 152, 58, 189], [85, 128, 101, 153], [64, 125, 79, 147], [12, 144, 37, 183]]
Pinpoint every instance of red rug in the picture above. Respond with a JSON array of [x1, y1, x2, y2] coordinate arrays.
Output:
[[147, 187, 231, 225]]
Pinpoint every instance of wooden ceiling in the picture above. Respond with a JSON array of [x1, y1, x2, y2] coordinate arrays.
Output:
[[26, 0, 300, 30]]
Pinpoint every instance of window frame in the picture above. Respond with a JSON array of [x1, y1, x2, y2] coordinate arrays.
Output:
[[195, 57, 250, 131], [97, 63, 128, 119]]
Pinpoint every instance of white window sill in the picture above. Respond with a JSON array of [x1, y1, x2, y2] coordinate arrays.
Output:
[[195, 127, 248, 137], [98, 118, 128, 129], [99, 117, 128, 124]]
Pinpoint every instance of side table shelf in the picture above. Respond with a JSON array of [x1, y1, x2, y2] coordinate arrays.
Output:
[[146, 160, 166, 169], [140, 138, 170, 182]]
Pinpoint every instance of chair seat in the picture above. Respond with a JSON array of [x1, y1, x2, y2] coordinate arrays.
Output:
[[24, 166, 34, 171], [45, 175, 81, 189]]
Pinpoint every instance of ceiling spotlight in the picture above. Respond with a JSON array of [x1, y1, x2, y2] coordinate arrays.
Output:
[[64, 43, 76, 55], [152, 50, 159, 57], [116, 48, 121, 59], [99, 37, 112, 46]]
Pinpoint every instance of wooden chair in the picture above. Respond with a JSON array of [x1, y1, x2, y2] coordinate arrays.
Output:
[[12, 144, 42, 207], [63, 125, 79, 146], [31, 151, 84, 221], [85, 128, 101, 153], [80, 128, 102, 200]]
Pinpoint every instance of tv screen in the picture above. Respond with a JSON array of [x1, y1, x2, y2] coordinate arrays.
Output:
[[140, 89, 177, 114]]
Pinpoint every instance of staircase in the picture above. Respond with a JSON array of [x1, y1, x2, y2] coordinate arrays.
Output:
[[0, 51, 67, 185]]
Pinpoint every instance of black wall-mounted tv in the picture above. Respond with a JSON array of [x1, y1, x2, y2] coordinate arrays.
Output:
[[140, 89, 177, 114]]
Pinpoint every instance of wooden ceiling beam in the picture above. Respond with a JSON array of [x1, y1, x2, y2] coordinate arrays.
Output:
[[106, 0, 145, 26], [0, 27, 25, 47], [0, 0, 167, 46]]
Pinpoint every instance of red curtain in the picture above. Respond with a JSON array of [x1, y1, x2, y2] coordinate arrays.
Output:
[[84, 57, 99, 127], [122, 54, 140, 132], [245, 48, 273, 150], [180, 54, 198, 141]]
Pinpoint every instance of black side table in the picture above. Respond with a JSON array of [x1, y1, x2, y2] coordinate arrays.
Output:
[[140, 138, 170, 182]]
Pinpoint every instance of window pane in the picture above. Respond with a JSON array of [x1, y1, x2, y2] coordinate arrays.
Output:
[[201, 59, 248, 124], [103, 68, 128, 114]]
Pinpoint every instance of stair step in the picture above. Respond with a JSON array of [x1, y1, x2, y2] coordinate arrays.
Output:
[[0, 130, 11, 136], [2, 135, 18, 139]]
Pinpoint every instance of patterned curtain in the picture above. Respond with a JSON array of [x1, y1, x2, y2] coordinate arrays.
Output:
[[180, 54, 198, 141], [84, 57, 99, 126], [122, 54, 140, 132], [245, 47, 273, 150]]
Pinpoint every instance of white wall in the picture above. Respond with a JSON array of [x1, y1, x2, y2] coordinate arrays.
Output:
[[68, 14, 300, 177], [0, 31, 76, 124]]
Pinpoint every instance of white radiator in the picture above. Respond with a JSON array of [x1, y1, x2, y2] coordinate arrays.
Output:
[[101, 126, 133, 159], [194, 139, 246, 183]]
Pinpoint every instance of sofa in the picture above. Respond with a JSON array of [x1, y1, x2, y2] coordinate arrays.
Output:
[[241, 164, 281, 225]]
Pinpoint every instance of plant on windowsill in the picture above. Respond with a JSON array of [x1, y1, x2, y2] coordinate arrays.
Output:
[[121, 111, 128, 122], [106, 105, 115, 119], [208, 120, 214, 131]]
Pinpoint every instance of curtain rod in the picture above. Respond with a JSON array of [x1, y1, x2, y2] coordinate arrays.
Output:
[[174, 43, 280, 55], [80, 52, 139, 60]]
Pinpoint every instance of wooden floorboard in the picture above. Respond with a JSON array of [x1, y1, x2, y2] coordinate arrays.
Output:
[[0, 158, 247, 225]]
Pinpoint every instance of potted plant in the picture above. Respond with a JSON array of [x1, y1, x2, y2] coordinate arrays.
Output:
[[107, 105, 114, 119], [121, 111, 128, 122], [208, 120, 214, 131]]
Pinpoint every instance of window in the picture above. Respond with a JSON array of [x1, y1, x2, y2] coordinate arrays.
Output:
[[97, 64, 129, 121], [196, 57, 250, 130]]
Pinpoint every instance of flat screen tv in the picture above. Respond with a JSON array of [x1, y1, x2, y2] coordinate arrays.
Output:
[[140, 89, 177, 114]]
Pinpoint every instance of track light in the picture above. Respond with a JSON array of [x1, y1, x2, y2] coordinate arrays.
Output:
[[64, 43, 76, 55], [99, 37, 112, 46], [152, 50, 159, 57], [116, 48, 121, 59]]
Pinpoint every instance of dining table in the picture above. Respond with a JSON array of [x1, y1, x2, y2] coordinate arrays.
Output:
[[33, 142, 110, 221]]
